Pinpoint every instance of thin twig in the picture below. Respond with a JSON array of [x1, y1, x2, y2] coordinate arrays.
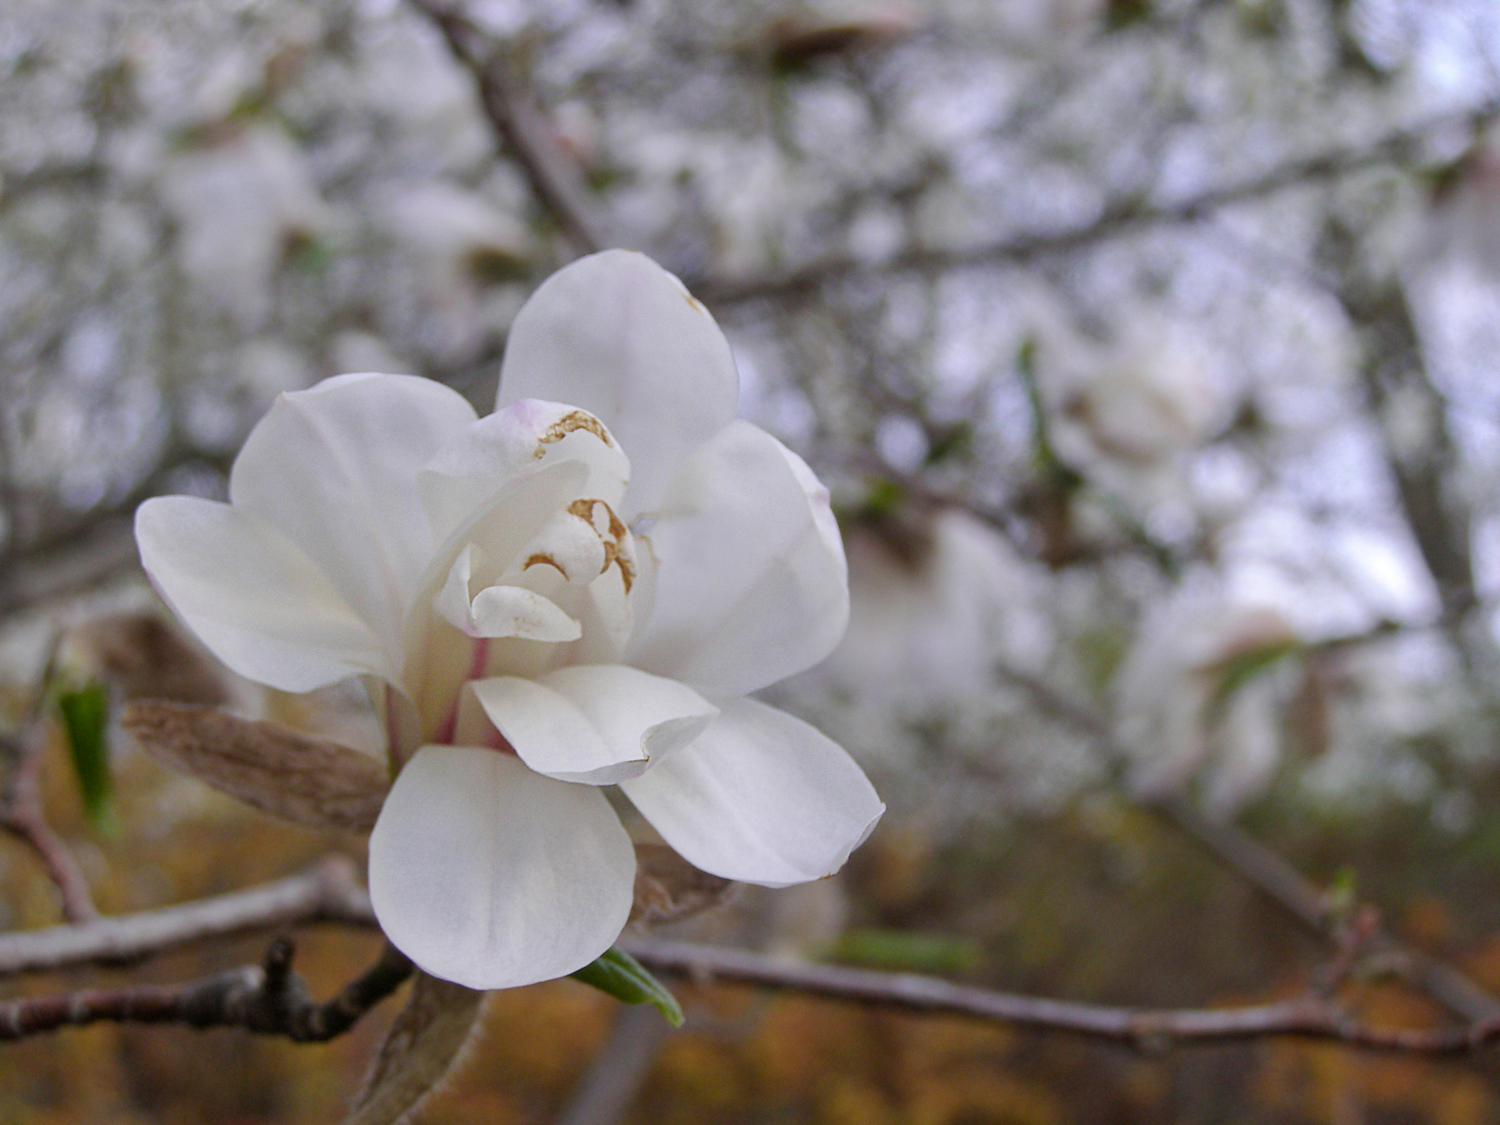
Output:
[[0, 935, 411, 1042], [0, 518, 140, 620], [5, 864, 1499, 1056], [0, 709, 99, 924], [1340, 277, 1483, 650], [622, 936, 1500, 1055], [0, 856, 374, 976], [992, 663, 1500, 1021], [408, 0, 605, 254], [693, 100, 1500, 304], [0, 798, 98, 925]]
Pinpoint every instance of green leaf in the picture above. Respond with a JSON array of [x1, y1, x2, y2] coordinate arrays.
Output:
[[1324, 865, 1358, 923], [924, 421, 973, 466], [571, 946, 684, 1026], [832, 928, 982, 974], [1015, 338, 1081, 491], [56, 682, 113, 832], [862, 477, 904, 516], [1205, 639, 1301, 725]]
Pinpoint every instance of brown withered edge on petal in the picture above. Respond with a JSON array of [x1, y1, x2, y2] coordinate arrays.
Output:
[[537, 410, 613, 453]]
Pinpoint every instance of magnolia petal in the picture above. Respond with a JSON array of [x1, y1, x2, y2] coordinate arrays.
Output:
[[368, 745, 634, 990], [497, 251, 738, 517], [136, 496, 390, 692], [519, 508, 609, 585], [434, 546, 581, 641], [569, 562, 636, 665], [627, 421, 850, 698], [413, 459, 591, 613], [621, 698, 883, 888], [230, 373, 477, 656], [432, 546, 481, 635], [470, 585, 582, 642], [469, 677, 622, 783], [471, 666, 715, 784], [419, 399, 630, 543], [540, 665, 718, 768], [401, 461, 592, 725]]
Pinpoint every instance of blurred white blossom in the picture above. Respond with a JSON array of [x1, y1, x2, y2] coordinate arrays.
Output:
[[158, 126, 330, 330], [1115, 583, 1298, 815]]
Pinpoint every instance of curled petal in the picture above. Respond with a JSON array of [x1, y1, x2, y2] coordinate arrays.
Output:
[[230, 373, 477, 656], [136, 496, 390, 692], [471, 665, 717, 785], [519, 507, 610, 585], [369, 745, 635, 990], [404, 459, 589, 667], [420, 399, 630, 543], [497, 251, 738, 517], [434, 546, 581, 641], [628, 421, 849, 698], [544, 664, 718, 766], [469, 585, 581, 642], [415, 459, 591, 608], [620, 698, 883, 888]]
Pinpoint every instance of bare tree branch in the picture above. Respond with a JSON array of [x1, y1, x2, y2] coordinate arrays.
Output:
[[1343, 281, 1479, 628], [0, 935, 411, 1043], [0, 856, 374, 977], [407, 0, 606, 255], [622, 936, 1500, 1055], [991, 663, 1500, 1022], [0, 518, 140, 620], [692, 101, 1500, 305], [5, 858, 1500, 1056], [0, 689, 99, 924]]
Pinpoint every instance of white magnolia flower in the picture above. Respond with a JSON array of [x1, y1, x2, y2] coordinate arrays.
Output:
[[135, 250, 884, 990]]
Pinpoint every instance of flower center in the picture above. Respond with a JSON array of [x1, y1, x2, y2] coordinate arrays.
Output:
[[417, 489, 649, 745], [538, 498, 633, 593]]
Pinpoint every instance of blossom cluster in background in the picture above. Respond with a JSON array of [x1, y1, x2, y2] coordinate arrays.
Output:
[[6, 0, 1500, 1116]]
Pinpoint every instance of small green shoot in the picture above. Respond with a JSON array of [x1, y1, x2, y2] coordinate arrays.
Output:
[[571, 945, 684, 1027], [55, 681, 114, 833]]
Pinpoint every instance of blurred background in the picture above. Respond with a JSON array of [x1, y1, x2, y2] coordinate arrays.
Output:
[[6, 0, 1500, 1120]]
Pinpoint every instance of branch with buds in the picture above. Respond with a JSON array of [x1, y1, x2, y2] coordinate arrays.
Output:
[[0, 861, 1495, 1058], [991, 660, 1500, 1022], [693, 99, 1500, 305], [0, 636, 98, 925], [406, 0, 605, 256], [0, 936, 411, 1043]]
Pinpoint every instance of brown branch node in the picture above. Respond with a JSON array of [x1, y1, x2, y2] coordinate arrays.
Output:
[[0, 936, 412, 1043]]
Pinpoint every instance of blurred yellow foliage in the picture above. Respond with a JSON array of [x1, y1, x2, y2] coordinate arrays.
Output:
[[1, 703, 1500, 1123]]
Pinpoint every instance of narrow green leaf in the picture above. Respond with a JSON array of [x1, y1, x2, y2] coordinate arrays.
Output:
[[832, 928, 982, 974], [1205, 639, 1301, 724], [571, 945, 684, 1027], [861, 477, 904, 516], [56, 682, 112, 831], [1324, 865, 1359, 923], [1017, 338, 1075, 488], [924, 421, 973, 466]]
